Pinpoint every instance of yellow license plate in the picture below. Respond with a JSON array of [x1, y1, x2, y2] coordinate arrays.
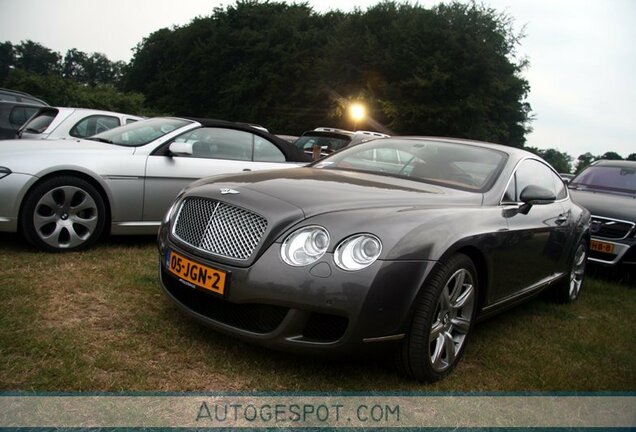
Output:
[[590, 240, 615, 254], [167, 250, 227, 295]]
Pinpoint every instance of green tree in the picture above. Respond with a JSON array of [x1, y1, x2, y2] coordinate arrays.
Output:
[[599, 151, 623, 160], [523, 146, 572, 173], [63, 49, 125, 87], [540, 148, 572, 173], [627, 153, 636, 161], [126, 1, 532, 142], [4, 68, 147, 114], [14, 40, 61, 76], [0, 41, 14, 84], [575, 152, 596, 174]]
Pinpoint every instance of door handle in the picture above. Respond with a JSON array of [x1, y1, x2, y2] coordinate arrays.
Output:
[[242, 168, 252, 172], [556, 214, 568, 225]]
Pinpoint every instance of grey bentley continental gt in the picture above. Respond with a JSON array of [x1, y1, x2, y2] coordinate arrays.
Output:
[[157, 137, 590, 381]]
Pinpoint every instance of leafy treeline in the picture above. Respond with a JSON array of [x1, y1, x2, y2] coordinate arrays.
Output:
[[524, 147, 636, 174], [574, 151, 636, 174], [0, 40, 147, 113], [125, 1, 531, 146]]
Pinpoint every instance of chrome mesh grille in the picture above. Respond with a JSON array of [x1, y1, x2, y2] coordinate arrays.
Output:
[[590, 215, 634, 240], [173, 197, 267, 260]]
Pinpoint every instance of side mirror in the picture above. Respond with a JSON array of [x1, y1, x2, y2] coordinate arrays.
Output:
[[517, 185, 556, 214], [168, 142, 193, 156], [520, 185, 556, 205]]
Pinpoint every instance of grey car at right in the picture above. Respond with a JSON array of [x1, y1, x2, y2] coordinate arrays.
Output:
[[568, 159, 636, 267]]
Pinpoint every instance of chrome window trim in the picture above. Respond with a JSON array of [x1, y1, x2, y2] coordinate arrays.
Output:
[[499, 156, 570, 205]]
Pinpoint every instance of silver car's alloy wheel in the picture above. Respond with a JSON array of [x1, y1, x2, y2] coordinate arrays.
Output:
[[569, 243, 586, 300], [22, 176, 106, 252], [429, 268, 475, 373], [33, 185, 99, 249]]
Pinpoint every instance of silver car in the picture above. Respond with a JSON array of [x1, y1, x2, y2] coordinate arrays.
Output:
[[18, 107, 143, 140], [0, 117, 308, 251]]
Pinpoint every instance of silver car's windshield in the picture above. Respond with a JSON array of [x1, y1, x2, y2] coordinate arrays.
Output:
[[571, 165, 636, 194], [313, 138, 507, 192], [88, 118, 192, 147]]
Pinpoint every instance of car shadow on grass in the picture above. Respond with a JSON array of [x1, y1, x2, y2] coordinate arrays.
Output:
[[587, 263, 635, 287]]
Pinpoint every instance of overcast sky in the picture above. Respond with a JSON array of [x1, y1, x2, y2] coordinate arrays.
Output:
[[1, 0, 634, 158]]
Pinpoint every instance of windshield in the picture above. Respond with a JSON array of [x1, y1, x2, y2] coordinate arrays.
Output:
[[312, 138, 507, 192], [570, 164, 636, 194], [89, 117, 192, 146]]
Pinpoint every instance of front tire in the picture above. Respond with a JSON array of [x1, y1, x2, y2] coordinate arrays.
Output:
[[21, 176, 106, 252], [396, 253, 478, 382]]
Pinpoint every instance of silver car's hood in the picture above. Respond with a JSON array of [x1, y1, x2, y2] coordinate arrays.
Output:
[[0, 139, 134, 175]]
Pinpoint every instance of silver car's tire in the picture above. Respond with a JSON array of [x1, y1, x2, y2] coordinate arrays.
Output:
[[553, 239, 587, 303], [21, 176, 106, 252], [396, 254, 478, 382]]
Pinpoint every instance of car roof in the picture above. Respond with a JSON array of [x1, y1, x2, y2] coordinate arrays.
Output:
[[0, 88, 48, 106], [591, 159, 636, 168], [35, 106, 141, 117], [184, 116, 311, 162]]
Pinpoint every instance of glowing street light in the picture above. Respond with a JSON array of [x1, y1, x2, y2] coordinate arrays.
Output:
[[349, 102, 367, 130]]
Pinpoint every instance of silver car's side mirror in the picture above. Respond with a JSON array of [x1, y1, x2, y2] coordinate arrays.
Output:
[[168, 142, 193, 156]]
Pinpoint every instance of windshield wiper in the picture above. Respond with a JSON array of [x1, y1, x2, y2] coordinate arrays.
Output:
[[86, 137, 114, 144]]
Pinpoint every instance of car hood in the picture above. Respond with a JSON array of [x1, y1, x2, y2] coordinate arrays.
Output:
[[0, 139, 133, 174], [183, 167, 482, 217], [569, 188, 636, 222]]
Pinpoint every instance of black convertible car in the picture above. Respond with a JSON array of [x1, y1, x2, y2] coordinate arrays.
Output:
[[157, 137, 590, 381]]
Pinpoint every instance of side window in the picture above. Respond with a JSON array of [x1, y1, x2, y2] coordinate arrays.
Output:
[[254, 136, 285, 162], [511, 159, 557, 201], [125, 118, 138, 124], [174, 127, 253, 161], [70, 115, 120, 138], [552, 173, 567, 200], [9, 106, 39, 128]]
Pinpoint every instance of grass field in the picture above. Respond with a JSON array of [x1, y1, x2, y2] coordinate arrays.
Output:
[[0, 233, 634, 392]]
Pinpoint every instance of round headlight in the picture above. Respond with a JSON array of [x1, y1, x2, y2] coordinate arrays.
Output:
[[281, 226, 330, 266], [334, 234, 382, 271]]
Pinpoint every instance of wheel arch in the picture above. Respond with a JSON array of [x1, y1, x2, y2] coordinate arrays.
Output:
[[18, 169, 113, 237], [453, 245, 488, 315]]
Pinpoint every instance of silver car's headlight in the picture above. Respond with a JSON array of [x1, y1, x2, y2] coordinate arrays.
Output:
[[0, 167, 11, 180], [334, 234, 382, 271], [281, 226, 330, 266]]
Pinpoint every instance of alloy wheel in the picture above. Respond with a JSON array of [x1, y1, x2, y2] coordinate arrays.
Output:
[[429, 268, 476, 373], [569, 243, 587, 300], [33, 185, 99, 249]]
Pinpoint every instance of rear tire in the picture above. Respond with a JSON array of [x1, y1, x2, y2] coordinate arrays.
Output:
[[21, 176, 106, 252], [552, 238, 587, 303], [396, 254, 478, 382]]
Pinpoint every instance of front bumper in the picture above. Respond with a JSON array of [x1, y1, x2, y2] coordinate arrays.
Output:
[[157, 230, 436, 356], [589, 236, 636, 266], [0, 172, 36, 232]]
